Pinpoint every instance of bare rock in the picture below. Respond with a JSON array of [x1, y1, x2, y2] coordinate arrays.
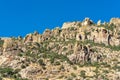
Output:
[[62, 21, 81, 29], [82, 18, 93, 26]]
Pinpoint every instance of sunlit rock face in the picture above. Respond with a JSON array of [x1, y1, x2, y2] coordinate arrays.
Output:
[[62, 18, 93, 29], [0, 18, 120, 80], [110, 18, 120, 31], [81, 18, 93, 26], [110, 18, 120, 25], [62, 21, 81, 29], [97, 20, 101, 26]]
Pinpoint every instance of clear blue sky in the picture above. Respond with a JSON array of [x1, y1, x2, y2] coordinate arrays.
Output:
[[0, 0, 120, 37]]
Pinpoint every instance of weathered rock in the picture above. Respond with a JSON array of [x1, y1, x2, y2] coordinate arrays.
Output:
[[110, 18, 120, 26], [62, 21, 81, 29], [82, 18, 93, 26], [3, 38, 14, 52], [52, 27, 61, 36], [24, 34, 33, 43], [76, 32, 87, 41], [19, 63, 43, 80], [0, 18, 120, 80], [97, 20, 101, 26], [90, 27, 111, 45]]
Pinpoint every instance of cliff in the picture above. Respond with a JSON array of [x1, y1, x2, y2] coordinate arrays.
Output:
[[0, 18, 120, 80]]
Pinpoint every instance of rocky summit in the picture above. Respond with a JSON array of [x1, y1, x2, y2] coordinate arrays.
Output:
[[0, 18, 120, 80]]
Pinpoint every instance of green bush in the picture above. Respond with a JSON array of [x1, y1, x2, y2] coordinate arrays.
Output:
[[0, 67, 13, 74], [59, 65, 65, 71], [21, 65, 26, 69], [38, 59, 45, 66], [54, 61, 61, 65], [47, 52, 72, 64], [80, 70, 86, 78], [59, 75, 64, 79], [0, 67, 25, 79], [15, 78, 29, 80], [112, 65, 120, 71], [71, 73, 76, 77], [63, 47, 67, 51], [73, 66, 77, 70], [0, 39, 4, 47], [18, 53, 23, 57]]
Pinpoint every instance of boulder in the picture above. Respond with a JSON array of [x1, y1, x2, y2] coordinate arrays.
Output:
[[82, 18, 93, 26], [109, 37, 120, 46], [3, 38, 14, 52], [90, 27, 109, 45], [24, 34, 33, 43], [42, 29, 52, 41], [76, 32, 86, 41], [62, 21, 81, 29], [24, 32, 41, 43], [97, 20, 101, 26], [110, 18, 120, 26], [19, 63, 43, 80], [74, 42, 82, 54], [52, 27, 61, 36]]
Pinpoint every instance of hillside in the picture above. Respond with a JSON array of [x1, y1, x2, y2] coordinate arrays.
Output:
[[0, 18, 120, 80]]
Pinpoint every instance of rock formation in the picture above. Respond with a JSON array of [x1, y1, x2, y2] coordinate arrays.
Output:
[[62, 21, 81, 29], [0, 18, 120, 80]]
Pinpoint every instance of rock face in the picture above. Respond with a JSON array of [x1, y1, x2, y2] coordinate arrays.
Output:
[[76, 32, 86, 41], [110, 18, 120, 25], [97, 20, 101, 26], [62, 18, 93, 29], [90, 27, 109, 44], [19, 64, 43, 79], [0, 18, 120, 80], [110, 18, 120, 32], [62, 21, 81, 29], [68, 43, 102, 64], [24, 31, 41, 43], [82, 18, 93, 26], [3, 38, 14, 52]]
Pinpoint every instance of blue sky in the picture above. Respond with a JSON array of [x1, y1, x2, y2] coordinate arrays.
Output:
[[0, 0, 120, 37]]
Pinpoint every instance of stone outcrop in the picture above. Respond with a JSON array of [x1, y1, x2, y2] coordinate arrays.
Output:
[[0, 18, 120, 80], [19, 63, 43, 80], [62, 22, 81, 29], [69, 43, 102, 64], [97, 20, 101, 26], [24, 31, 41, 43], [110, 18, 120, 26], [82, 18, 93, 26], [3, 38, 14, 52], [90, 27, 109, 44]]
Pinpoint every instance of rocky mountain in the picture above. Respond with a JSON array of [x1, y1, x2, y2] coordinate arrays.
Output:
[[0, 18, 120, 80]]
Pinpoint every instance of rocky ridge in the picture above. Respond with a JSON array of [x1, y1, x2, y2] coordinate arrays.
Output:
[[0, 18, 120, 80]]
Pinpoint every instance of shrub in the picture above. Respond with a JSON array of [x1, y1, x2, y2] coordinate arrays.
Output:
[[71, 73, 76, 77], [63, 47, 67, 51], [21, 65, 26, 69], [54, 61, 61, 65], [18, 53, 23, 57], [59, 75, 64, 79], [59, 65, 65, 71], [103, 70, 109, 74], [0, 67, 14, 77], [0, 39, 4, 47], [112, 65, 120, 71], [69, 27, 74, 31], [38, 59, 45, 66], [0, 77, 2, 80], [94, 68, 99, 78], [73, 66, 77, 70], [80, 70, 86, 78], [67, 77, 73, 80]]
